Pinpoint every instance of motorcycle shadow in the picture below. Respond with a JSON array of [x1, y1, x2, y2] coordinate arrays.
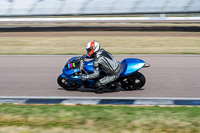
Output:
[[58, 87, 144, 94]]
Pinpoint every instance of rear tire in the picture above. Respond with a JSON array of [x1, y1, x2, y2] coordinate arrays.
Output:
[[57, 75, 81, 90], [134, 72, 146, 90], [121, 72, 146, 90]]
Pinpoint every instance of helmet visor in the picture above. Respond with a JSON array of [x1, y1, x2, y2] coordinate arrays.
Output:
[[86, 46, 93, 54]]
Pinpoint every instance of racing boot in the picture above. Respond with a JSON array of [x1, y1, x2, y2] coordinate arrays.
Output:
[[95, 81, 104, 93]]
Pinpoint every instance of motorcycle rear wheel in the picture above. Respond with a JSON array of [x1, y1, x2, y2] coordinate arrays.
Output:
[[57, 75, 81, 90], [121, 72, 146, 90]]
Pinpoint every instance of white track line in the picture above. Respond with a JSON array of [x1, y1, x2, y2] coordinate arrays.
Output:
[[0, 96, 200, 100], [0, 17, 200, 22]]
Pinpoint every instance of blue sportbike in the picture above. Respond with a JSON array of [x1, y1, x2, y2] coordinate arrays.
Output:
[[57, 56, 150, 91]]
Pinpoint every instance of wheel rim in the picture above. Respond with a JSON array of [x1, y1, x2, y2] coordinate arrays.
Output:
[[61, 78, 70, 87], [61, 78, 77, 87], [134, 78, 142, 89], [122, 77, 143, 90], [58, 76, 80, 90]]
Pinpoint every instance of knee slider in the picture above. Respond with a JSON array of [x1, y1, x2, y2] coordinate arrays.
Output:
[[95, 81, 103, 87]]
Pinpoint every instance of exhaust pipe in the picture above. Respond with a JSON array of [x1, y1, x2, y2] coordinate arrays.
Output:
[[143, 63, 150, 68]]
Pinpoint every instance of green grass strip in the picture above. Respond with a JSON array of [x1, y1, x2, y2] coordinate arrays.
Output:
[[0, 104, 199, 133]]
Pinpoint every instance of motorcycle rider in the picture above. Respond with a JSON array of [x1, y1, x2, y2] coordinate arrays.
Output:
[[81, 41, 122, 93]]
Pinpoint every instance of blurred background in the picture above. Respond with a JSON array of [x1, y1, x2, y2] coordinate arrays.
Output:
[[0, 0, 200, 16], [0, 1, 200, 133], [0, 0, 200, 55]]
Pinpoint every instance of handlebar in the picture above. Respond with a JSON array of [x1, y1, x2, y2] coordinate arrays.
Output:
[[79, 57, 88, 74], [80, 59, 84, 70], [68, 56, 88, 75]]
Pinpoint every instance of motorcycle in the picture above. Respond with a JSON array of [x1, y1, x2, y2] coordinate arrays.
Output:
[[57, 56, 150, 91]]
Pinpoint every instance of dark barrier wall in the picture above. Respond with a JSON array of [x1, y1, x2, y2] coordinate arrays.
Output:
[[0, 26, 200, 32]]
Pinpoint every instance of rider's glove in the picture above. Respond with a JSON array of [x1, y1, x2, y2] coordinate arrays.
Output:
[[81, 74, 87, 81], [81, 54, 88, 60], [80, 60, 84, 70]]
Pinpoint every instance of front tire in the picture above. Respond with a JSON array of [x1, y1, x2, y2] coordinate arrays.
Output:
[[57, 75, 81, 90], [121, 72, 146, 90]]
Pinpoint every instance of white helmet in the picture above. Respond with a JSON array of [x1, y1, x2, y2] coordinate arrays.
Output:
[[86, 41, 100, 57]]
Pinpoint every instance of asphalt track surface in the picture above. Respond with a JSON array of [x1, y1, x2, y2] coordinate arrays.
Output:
[[0, 55, 200, 98]]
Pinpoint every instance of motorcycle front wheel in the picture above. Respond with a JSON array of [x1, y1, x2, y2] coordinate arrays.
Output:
[[57, 75, 81, 90]]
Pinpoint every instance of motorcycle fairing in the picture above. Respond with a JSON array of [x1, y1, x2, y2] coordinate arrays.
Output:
[[84, 60, 94, 73], [61, 57, 145, 87], [63, 67, 80, 77], [63, 58, 145, 77], [83, 58, 145, 77], [120, 58, 145, 77], [62, 66, 96, 88]]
